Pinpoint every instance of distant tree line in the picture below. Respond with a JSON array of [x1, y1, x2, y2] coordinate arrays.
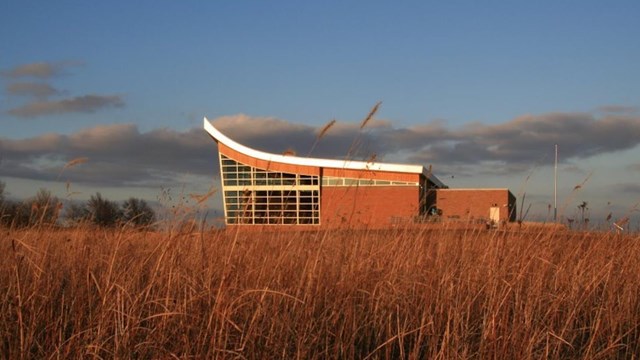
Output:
[[0, 181, 156, 228]]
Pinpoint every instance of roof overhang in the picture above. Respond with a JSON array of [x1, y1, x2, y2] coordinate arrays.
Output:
[[204, 117, 446, 188]]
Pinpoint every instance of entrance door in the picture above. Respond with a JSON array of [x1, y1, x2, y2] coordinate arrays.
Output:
[[489, 207, 500, 226]]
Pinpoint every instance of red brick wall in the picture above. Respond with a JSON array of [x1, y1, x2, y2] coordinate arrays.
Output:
[[435, 189, 516, 222], [219, 144, 321, 175], [323, 168, 420, 183], [321, 186, 419, 227]]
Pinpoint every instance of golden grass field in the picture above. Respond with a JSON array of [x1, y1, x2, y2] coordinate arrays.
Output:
[[2, 223, 639, 359]]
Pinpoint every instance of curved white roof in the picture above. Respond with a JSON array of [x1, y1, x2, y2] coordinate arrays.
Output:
[[204, 117, 445, 187]]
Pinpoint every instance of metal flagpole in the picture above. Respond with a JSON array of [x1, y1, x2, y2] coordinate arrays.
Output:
[[554, 144, 558, 222]]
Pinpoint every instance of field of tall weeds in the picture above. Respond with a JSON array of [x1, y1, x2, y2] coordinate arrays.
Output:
[[2, 224, 639, 359]]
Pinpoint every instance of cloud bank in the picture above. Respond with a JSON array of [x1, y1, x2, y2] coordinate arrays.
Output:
[[9, 95, 125, 118], [596, 105, 638, 115], [404, 113, 640, 165], [3, 60, 124, 118], [1, 61, 83, 79], [6, 82, 61, 98], [1, 124, 212, 187], [1, 112, 639, 190]]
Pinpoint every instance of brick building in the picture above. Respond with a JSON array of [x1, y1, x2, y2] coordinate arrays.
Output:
[[204, 118, 515, 228], [436, 189, 517, 225]]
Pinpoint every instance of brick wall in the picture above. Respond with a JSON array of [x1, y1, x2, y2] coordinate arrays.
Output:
[[321, 186, 419, 228], [323, 168, 420, 182], [217, 144, 516, 228], [435, 189, 516, 223]]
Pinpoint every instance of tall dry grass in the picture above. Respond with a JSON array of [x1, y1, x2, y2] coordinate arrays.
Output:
[[2, 224, 639, 359]]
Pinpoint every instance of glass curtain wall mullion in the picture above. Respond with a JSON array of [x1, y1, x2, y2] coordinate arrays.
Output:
[[219, 152, 229, 221]]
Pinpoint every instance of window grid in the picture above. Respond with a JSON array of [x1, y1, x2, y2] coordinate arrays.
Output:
[[321, 176, 418, 187], [220, 154, 320, 225]]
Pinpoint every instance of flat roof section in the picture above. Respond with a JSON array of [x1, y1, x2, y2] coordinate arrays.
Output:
[[204, 117, 446, 188]]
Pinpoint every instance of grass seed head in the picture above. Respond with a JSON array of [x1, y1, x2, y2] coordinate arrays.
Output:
[[360, 101, 382, 129], [63, 157, 89, 170], [317, 119, 336, 140]]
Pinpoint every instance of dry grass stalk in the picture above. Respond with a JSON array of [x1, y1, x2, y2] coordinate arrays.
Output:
[[1, 223, 639, 359], [282, 148, 297, 156], [558, 171, 593, 220], [308, 119, 337, 156], [360, 101, 382, 129], [366, 153, 377, 164], [189, 187, 217, 205], [58, 156, 89, 181], [317, 118, 336, 140], [63, 157, 89, 170], [345, 102, 383, 161]]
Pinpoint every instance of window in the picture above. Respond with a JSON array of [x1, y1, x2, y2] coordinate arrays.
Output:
[[219, 154, 320, 225], [321, 176, 418, 187]]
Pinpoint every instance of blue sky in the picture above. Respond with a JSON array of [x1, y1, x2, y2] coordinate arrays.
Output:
[[1, 1, 639, 226]]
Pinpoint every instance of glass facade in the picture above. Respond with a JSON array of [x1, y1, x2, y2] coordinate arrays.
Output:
[[321, 176, 418, 187], [220, 154, 320, 225]]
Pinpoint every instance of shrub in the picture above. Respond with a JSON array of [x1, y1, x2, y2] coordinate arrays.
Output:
[[87, 192, 122, 227]]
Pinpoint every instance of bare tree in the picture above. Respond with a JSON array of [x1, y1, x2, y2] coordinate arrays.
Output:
[[64, 201, 90, 226], [1, 201, 31, 228], [0, 181, 5, 206], [29, 188, 62, 225], [122, 197, 156, 228], [87, 193, 121, 227], [0, 183, 32, 228], [0, 181, 7, 225]]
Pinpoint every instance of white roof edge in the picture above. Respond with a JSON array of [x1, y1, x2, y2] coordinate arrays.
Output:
[[204, 117, 445, 185], [438, 188, 511, 191]]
